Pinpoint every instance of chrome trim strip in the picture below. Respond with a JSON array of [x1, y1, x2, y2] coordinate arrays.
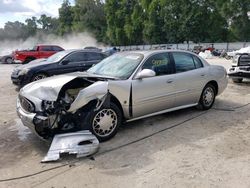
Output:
[[136, 89, 190, 104], [127, 103, 198, 122]]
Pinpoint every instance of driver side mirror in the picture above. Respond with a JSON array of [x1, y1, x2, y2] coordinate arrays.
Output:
[[135, 69, 156, 79], [61, 59, 69, 65]]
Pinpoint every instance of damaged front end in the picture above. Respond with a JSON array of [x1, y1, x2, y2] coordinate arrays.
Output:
[[17, 73, 111, 140]]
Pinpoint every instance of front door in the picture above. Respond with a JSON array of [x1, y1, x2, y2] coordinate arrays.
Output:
[[132, 52, 176, 118]]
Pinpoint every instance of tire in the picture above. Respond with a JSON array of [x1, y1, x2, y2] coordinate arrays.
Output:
[[31, 73, 47, 82], [5, 57, 13, 64], [232, 78, 243, 83], [197, 84, 216, 110], [82, 102, 122, 142]]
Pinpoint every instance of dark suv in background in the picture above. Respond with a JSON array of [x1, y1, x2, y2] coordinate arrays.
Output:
[[11, 49, 107, 86]]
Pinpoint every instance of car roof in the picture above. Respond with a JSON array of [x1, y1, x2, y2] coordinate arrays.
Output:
[[63, 49, 105, 54], [118, 49, 198, 57], [115, 49, 209, 66]]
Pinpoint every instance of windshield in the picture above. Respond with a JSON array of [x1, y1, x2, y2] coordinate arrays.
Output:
[[46, 51, 69, 63], [87, 53, 144, 79]]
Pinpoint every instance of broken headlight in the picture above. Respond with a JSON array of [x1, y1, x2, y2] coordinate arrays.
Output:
[[18, 68, 29, 76], [42, 100, 56, 114]]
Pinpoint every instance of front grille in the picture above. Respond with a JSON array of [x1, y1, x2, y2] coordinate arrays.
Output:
[[19, 95, 35, 112], [239, 67, 250, 71], [239, 54, 250, 66]]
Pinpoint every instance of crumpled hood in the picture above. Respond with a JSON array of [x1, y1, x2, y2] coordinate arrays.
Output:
[[20, 74, 78, 101], [19, 72, 112, 102]]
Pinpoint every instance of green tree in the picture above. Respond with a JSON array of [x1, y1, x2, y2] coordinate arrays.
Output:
[[123, 0, 144, 45], [73, 0, 106, 42], [25, 17, 37, 36], [105, 0, 126, 45], [142, 0, 165, 44], [3, 21, 27, 40], [58, 0, 73, 35]]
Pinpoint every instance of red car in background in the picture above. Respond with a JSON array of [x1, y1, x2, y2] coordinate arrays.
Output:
[[13, 45, 64, 64]]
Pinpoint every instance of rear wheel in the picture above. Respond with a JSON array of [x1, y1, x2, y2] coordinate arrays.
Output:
[[197, 84, 216, 110], [31, 73, 47, 82], [82, 102, 122, 142], [5, 57, 13, 64], [232, 78, 243, 83]]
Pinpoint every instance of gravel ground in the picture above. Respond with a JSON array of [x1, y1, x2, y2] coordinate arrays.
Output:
[[0, 58, 250, 188]]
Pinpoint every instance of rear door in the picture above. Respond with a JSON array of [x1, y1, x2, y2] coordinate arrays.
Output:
[[170, 52, 207, 106], [39, 46, 54, 58], [132, 52, 176, 118], [50, 52, 88, 75], [83, 52, 106, 71]]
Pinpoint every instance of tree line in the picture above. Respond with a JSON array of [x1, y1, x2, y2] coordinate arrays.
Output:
[[0, 0, 249, 45]]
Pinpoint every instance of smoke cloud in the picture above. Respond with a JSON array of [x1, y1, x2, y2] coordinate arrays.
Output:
[[0, 32, 107, 56]]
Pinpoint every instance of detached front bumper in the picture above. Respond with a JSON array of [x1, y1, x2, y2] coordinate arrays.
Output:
[[228, 66, 250, 79]]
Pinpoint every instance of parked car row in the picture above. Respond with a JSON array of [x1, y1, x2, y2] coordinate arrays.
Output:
[[16, 50, 228, 141], [11, 49, 107, 86], [13, 45, 64, 64]]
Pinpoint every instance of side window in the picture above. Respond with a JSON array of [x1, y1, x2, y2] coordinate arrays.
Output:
[[52, 46, 63, 51], [87, 52, 103, 61], [172, 52, 196, 73], [141, 53, 172, 76], [65, 52, 88, 63], [193, 55, 203, 68], [40, 46, 52, 51]]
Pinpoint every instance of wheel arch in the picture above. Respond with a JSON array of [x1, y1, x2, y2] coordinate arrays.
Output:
[[110, 94, 125, 121], [206, 80, 218, 95], [30, 71, 49, 82], [25, 56, 36, 61]]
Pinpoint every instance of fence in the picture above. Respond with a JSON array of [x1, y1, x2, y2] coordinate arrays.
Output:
[[118, 42, 250, 52]]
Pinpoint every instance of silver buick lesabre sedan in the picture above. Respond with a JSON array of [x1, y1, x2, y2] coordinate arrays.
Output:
[[17, 50, 228, 141]]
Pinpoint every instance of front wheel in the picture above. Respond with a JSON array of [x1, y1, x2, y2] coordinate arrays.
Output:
[[197, 84, 216, 110], [31, 73, 47, 82], [82, 102, 122, 142]]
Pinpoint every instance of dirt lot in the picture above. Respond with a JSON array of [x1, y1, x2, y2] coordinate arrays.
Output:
[[0, 58, 250, 188]]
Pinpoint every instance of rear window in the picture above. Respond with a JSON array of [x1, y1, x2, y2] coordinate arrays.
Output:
[[193, 55, 203, 68], [52, 46, 64, 51], [172, 52, 196, 73], [40, 46, 52, 51], [87, 52, 105, 61]]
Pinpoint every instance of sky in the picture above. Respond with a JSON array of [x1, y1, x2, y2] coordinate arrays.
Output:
[[0, 0, 75, 28]]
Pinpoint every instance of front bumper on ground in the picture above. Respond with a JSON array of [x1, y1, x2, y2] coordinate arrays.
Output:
[[228, 66, 250, 78]]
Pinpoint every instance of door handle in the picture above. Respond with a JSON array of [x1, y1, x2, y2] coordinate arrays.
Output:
[[200, 74, 206, 77], [167, 79, 173, 83]]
